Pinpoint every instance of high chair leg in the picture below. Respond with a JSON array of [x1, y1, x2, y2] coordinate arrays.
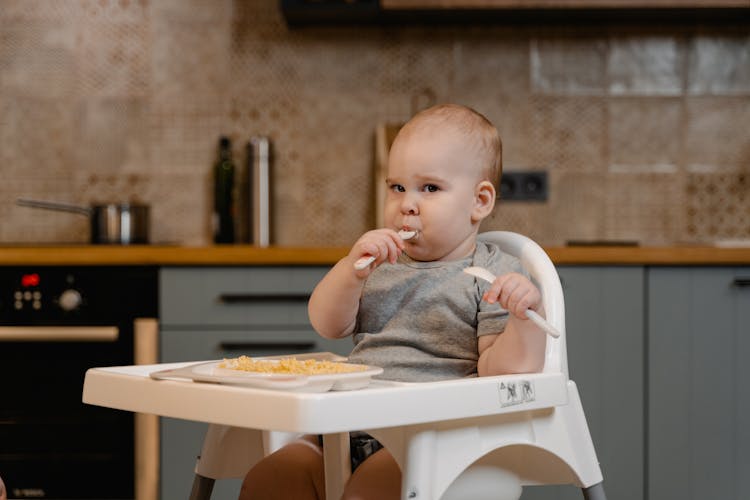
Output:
[[582, 482, 607, 500], [189, 474, 214, 500], [322, 432, 351, 500], [402, 429, 437, 500]]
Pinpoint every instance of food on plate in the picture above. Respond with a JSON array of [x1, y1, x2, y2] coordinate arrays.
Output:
[[218, 356, 367, 375]]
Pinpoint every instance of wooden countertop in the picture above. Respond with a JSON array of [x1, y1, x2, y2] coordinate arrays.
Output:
[[0, 246, 346, 266], [0, 244, 749, 266]]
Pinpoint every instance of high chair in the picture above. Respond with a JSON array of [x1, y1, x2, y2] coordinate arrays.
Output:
[[189, 231, 607, 500]]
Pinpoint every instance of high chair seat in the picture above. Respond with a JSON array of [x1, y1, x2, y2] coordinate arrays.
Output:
[[190, 231, 607, 500]]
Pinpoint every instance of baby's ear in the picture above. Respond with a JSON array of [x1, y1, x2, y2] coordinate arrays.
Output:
[[472, 180, 496, 222]]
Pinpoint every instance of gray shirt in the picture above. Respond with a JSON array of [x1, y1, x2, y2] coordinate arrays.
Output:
[[347, 241, 524, 382]]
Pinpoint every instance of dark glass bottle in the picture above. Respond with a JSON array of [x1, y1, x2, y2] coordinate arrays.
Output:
[[212, 136, 235, 244]]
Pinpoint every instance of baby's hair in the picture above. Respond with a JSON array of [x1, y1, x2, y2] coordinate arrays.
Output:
[[399, 104, 503, 186]]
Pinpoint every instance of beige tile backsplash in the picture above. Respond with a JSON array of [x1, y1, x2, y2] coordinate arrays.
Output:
[[0, 0, 748, 247]]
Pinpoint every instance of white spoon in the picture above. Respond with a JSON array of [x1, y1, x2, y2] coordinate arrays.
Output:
[[354, 230, 417, 271], [463, 266, 561, 338]]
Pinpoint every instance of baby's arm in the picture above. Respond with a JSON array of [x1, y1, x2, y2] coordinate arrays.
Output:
[[308, 229, 405, 339], [477, 273, 547, 375]]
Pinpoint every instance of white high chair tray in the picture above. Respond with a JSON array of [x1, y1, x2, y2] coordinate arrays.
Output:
[[83, 361, 568, 434], [149, 360, 384, 392]]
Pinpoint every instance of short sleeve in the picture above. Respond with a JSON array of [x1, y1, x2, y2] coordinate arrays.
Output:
[[475, 242, 527, 337]]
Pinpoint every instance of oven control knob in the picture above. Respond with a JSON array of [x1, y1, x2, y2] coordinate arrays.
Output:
[[59, 289, 82, 311]]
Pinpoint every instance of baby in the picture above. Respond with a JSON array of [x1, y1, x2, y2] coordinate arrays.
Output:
[[239, 104, 546, 500]]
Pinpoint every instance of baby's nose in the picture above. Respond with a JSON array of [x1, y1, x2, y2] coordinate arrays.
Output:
[[400, 194, 419, 214]]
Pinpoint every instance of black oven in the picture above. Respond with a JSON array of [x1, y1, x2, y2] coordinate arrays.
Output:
[[0, 266, 158, 500]]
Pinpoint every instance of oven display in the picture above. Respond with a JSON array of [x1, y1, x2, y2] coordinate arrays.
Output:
[[21, 273, 40, 288], [14, 273, 43, 311]]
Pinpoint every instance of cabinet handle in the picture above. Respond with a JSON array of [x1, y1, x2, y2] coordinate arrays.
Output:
[[219, 341, 316, 351], [732, 278, 750, 287], [218, 293, 310, 303]]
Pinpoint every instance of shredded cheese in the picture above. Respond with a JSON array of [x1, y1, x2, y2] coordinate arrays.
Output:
[[218, 356, 366, 375]]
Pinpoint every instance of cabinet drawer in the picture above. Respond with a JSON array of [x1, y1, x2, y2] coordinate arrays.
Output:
[[159, 267, 329, 326]]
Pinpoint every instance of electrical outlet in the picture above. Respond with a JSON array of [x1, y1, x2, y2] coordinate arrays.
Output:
[[499, 170, 548, 202]]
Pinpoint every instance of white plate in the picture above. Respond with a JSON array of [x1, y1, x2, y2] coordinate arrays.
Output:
[[150, 359, 383, 393]]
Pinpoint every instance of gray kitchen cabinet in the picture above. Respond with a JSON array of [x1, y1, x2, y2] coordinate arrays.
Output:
[[158, 266, 351, 500], [161, 266, 328, 327], [647, 267, 750, 500], [522, 266, 645, 500]]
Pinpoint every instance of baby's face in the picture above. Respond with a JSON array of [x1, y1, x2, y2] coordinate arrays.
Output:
[[384, 125, 487, 262]]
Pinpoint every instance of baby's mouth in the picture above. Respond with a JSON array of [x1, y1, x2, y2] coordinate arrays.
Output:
[[398, 229, 418, 241]]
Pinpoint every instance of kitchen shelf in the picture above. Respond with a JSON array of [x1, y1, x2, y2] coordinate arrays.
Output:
[[282, 0, 750, 26]]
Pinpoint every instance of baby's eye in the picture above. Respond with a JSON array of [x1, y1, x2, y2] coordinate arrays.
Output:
[[423, 184, 440, 193], [390, 184, 405, 193]]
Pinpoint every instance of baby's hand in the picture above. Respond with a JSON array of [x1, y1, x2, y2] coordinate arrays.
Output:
[[349, 229, 405, 276], [483, 272, 541, 320]]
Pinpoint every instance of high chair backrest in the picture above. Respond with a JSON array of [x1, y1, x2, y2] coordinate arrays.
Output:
[[478, 231, 568, 377]]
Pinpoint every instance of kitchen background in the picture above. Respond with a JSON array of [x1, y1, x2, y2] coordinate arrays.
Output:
[[0, 0, 748, 247]]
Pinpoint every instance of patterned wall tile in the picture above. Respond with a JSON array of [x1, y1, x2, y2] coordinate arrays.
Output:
[[0, 94, 8, 167], [146, 172, 210, 245], [451, 32, 534, 168], [75, 98, 151, 176], [0, 96, 77, 177], [0, 0, 749, 246], [74, 19, 150, 98], [483, 203, 557, 246], [0, 0, 80, 23], [72, 170, 152, 206], [530, 96, 607, 172], [146, 97, 228, 175], [79, 0, 149, 24], [483, 97, 536, 171], [232, 0, 288, 40], [150, 9, 231, 104], [453, 28, 530, 97], [281, 91, 387, 244], [546, 172, 608, 245], [75, 0, 151, 101], [608, 97, 682, 173], [688, 35, 750, 95], [0, 21, 76, 98], [608, 36, 683, 96], [531, 36, 608, 95], [604, 173, 685, 245], [686, 173, 750, 241], [684, 96, 750, 172], [482, 170, 610, 247], [376, 27, 457, 103], [150, 0, 233, 24]]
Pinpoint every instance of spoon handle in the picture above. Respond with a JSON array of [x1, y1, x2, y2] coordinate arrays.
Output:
[[352, 231, 416, 271], [463, 266, 561, 338], [523, 310, 561, 339], [354, 255, 376, 271]]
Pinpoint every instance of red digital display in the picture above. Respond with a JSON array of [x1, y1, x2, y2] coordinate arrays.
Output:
[[21, 273, 40, 288]]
